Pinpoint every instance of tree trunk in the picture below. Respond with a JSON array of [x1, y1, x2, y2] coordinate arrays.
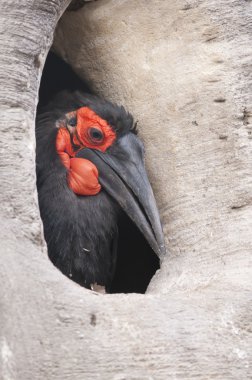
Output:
[[0, 1, 251, 379]]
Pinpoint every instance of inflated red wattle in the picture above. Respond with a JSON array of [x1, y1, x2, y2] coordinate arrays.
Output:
[[56, 129, 101, 195], [68, 158, 101, 196]]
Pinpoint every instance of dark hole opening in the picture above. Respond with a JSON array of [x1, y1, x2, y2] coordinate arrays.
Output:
[[38, 51, 160, 294], [111, 211, 160, 293]]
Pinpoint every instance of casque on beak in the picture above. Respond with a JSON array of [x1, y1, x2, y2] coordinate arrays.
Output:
[[77, 133, 166, 258]]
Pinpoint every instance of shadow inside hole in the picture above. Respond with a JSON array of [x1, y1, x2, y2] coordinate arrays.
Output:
[[111, 211, 160, 293], [38, 51, 91, 109], [38, 51, 160, 294]]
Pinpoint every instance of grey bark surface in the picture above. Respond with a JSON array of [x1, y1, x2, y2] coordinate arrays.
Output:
[[0, 0, 251, 379]]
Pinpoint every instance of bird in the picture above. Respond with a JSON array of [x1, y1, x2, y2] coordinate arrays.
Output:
[[36, 53, 165, 293]]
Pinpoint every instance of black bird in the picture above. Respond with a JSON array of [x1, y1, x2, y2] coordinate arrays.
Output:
[[36, 53, 165, 292]]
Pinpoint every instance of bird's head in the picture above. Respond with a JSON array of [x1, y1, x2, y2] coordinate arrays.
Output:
[[58, 98, 166, 258]]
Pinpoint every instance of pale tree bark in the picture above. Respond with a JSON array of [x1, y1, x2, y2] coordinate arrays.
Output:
[[0, 1, 251, 379]]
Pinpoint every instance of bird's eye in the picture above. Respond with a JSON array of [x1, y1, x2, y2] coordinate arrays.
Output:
[[88, 127, 104, 144], [68, 117, 77, 127]]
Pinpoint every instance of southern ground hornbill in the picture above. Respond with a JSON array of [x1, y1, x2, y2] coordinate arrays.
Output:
[[36, 53, 165, 293]]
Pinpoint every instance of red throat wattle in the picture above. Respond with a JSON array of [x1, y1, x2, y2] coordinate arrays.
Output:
[[56, 106, 116, 196]]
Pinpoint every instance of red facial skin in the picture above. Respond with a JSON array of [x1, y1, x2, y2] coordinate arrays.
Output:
[[56, 107, 116, 196]]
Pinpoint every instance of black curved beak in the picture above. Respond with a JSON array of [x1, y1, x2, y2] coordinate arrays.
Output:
[[77, 133, 166, 257]]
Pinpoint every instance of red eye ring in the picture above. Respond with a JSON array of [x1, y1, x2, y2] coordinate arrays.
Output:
[[75, 107, 116, 152], [87, 127, 104, 145]]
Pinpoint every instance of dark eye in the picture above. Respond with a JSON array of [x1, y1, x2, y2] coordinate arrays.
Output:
[[88, 127, 104, 143], [68, 117, 77, 127]]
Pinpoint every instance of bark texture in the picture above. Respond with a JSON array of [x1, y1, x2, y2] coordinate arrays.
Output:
[[0, 0, 251, 379]]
